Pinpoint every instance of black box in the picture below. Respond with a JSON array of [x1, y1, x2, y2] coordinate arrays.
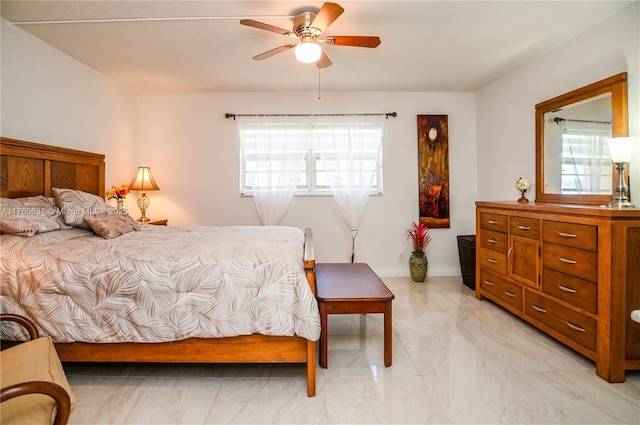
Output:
[[457, 235, 476, 290]]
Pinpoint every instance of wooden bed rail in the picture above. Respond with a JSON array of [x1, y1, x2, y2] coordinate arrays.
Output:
[[304, 227, 316, 294]]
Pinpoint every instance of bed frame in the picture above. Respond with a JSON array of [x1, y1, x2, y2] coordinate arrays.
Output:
[[0, 137, 317, 397]]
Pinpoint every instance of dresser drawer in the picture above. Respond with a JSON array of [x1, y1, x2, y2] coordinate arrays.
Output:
[[478, 247, 507, 275], [542, 221, 597, 251], [525, 290, 596, 351], [542, 243, 597, 282], [542, 268, 597, 314], [478, 229, 508, 254], [511, 216, 540, 239], [479, 269, 523, 311], [479, 212, 508, 233]]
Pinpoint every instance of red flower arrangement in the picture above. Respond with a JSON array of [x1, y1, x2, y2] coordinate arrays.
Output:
[[106, 185, 130, 201], [406, 221, 432, 253]]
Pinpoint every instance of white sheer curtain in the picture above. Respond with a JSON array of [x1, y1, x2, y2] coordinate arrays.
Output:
[[313, 114, 385, 261], [561, 120, 611, 194], [237, 115, 309, 225]]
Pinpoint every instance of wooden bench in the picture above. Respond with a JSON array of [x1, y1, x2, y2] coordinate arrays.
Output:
[[315, 263, 394, 368]]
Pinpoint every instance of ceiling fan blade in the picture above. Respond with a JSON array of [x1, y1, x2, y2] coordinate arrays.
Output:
[[325, 36, 381, 48], [241, 19, 294, 37], [310, 2, 344, 34], [252, 44, 296, 61], [316, 50, 333, 68]]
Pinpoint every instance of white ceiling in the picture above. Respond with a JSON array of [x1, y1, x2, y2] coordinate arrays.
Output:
[[1, 1, 634, 94]]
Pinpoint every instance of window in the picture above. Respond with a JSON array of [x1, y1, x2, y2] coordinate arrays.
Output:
[[560, 123, 612, 194], [239, 119, 383, 196]]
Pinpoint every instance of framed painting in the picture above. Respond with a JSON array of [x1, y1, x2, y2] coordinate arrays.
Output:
[[417, 115, 450, 228]]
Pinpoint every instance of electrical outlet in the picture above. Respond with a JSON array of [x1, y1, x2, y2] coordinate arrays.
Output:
[[399, 253, 405, 262]]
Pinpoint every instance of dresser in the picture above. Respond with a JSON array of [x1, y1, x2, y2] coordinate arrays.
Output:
[[475, 201, 640, 382]]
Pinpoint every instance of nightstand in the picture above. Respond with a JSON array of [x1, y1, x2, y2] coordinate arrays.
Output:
[[143, 218, 168, 226]]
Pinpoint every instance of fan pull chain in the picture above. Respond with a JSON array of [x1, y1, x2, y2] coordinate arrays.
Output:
[[318, 68, 321, 100]]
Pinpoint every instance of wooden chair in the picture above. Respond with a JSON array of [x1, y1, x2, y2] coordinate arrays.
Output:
[[1, 314, 75, 425]]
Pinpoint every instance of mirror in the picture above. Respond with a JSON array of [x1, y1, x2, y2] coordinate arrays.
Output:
[[535, 73, 628, 205]]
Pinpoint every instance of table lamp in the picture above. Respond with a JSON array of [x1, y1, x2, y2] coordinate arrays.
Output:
[[129, 166, 160, 221], [606, 137, 636, 208]]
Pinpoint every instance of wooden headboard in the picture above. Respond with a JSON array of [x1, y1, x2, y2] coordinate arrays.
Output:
[[0, 137, 105, 199]]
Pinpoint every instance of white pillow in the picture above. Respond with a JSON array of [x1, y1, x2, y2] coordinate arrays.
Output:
[[53, 188, 114, 229], [0, 196, 71, 236]]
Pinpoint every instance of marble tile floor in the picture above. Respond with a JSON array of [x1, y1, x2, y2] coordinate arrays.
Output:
[[63, 276, 640, 425]]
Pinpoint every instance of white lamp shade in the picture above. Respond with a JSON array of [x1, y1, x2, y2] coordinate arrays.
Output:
[[607, 137, 637, 163], [129, 166, 160, 191], [295, 40, 322, 63]]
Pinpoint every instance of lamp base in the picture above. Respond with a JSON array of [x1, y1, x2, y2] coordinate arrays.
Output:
[[608, 162, 634, 208], [607, 199, 635, 208], [136, 192, 151, 222]]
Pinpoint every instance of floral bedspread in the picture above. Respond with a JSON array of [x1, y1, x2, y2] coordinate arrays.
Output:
[[0, 226, 320, 342]]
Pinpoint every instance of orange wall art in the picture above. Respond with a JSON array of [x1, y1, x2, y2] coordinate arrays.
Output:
[[417, 115, 450, 228]]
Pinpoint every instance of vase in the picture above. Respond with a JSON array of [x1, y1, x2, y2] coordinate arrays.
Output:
[[117, 199, 124, 210], [409, 251, 428, 282]]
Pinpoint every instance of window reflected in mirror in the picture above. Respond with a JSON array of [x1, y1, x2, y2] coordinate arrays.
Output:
[[543, 93, 612, 195]]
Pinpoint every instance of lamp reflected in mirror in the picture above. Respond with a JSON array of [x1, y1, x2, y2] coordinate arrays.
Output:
[[607, 137, 636, 208], [129, 166, 160, 221]]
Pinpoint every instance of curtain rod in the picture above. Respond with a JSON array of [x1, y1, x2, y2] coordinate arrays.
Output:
[[554, 117, 611, 125], [225, 112, 397, 120]]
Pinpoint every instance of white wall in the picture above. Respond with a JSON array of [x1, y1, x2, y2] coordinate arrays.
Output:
[[135, 91, 478, 276], [0, 17, 137, 187], [476, 2, 640, 203]]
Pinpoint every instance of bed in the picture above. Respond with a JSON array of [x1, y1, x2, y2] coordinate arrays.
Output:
[[0, 137, 319, 397]]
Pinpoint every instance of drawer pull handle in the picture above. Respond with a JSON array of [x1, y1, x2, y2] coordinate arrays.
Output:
[[487, 238, 498, 244], [484, 279, 494, 286], [487, 258, 498, 264], [566, 322, 586, 333], [518, 225, 531, 231], [488, 220, 499, 225], [558, 257, 577, 264], [504, 291, 516, 298], [558, 232, 577, 238], [531, 304, 547, 313], [558, 285, 577, 293]]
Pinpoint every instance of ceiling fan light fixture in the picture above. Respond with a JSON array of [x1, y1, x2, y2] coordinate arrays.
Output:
[[295, 38, 322, 63], [242, 2, 379, 68]]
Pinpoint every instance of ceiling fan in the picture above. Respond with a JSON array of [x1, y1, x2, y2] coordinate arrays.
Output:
[[240, 2, 381, 68]]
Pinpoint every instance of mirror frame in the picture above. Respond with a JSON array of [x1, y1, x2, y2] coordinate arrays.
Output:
[[535, 72, 628, 205]]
